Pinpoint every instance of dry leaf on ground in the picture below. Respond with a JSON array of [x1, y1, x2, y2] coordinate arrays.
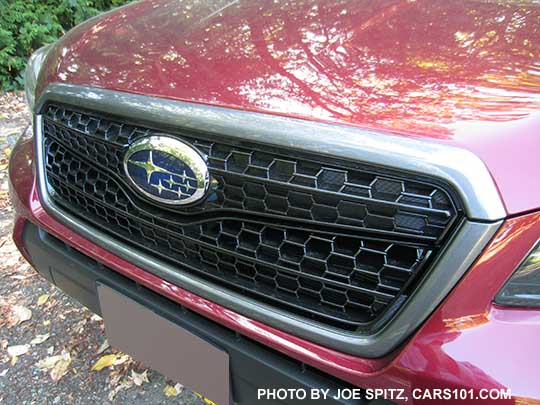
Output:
[[37, 294, 50, 306], [96, 339, 109, 354], [36, 355, 63, 369], [30, 333, 50, 345], [35, 350, 72, 382], [130, 369, 149, 386], [108, 379, 133, 401], [163, 384, 179, 397], [201, 397, 219, 405], [91, 352, 130, 371], [7, 344, 30, 357], [113, 354, 131, 366], [109, 370, 123, 387], [163, 383, 183, 397], [50, 353, 71, 382], [91, 354, 117, 371], [10, 305, 32, 326]]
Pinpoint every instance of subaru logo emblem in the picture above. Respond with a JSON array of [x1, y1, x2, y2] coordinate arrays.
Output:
[[124, 136, 209, 205]]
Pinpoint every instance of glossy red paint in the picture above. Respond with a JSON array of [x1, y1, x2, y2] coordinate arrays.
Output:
[[37, 0, 540, 215], [10, 119, 540, 403]]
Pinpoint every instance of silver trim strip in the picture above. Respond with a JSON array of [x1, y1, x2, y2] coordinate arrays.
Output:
[[35, 84, 503, 357], [37, 83, 506, 221]]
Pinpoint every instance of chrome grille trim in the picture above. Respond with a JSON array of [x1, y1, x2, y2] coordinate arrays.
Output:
[[34, 84, 503, 357]]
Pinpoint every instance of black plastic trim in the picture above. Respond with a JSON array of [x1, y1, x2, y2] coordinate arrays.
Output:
[[22, 221, 392, 405]]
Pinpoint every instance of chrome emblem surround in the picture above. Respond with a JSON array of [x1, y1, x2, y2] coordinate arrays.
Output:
[[123, 136, 209, 206]]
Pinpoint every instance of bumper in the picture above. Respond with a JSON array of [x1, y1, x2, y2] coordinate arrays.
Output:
[[9, 133, 540, 404], [22, 222, 359, 405]]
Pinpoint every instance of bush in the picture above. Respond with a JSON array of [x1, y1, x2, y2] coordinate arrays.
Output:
[[0, 0, 129, 91]]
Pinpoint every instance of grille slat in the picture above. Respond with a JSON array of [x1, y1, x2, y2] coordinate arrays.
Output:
[[41, 104, 461, 332]]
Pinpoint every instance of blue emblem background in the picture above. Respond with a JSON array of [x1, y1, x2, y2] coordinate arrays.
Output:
[[126, 149, 199, 201]]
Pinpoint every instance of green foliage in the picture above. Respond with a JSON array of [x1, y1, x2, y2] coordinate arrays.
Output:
[[0, 0, 129, 91]]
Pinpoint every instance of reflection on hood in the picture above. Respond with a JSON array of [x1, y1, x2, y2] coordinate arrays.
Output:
[[40, 0, 540, 138]]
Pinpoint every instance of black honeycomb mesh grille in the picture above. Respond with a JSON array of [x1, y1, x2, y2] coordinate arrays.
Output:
[[41, 104, 461, 331]]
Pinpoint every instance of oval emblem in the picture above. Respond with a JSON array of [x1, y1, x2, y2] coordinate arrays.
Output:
[[123, 136, 209, 205]]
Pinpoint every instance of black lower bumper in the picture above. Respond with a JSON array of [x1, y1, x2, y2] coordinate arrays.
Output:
[[22, 222, 387, 405]]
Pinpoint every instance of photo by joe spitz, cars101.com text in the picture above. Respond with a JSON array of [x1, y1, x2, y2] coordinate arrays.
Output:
[[8, 0, 540, 404]]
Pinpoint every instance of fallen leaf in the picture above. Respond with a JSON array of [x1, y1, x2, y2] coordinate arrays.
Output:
[[130, 369, 149, 386], [90, 314, 102, 322], [194, 392, 218, 405], [36, 350, 72, 382], [30, 333, 50, 345], [113, 354, 130, 366], [43, 320, 51, 326], [36, 355, 64, 369], [4, 148, 12, 157], [163, 384, 179, 397], [91, 353, 122, 371], [92, 354, 117, 371], [37, 294, 50, 306], [50, 352, 71, 382], [11, 357, 18, 366], [10, 305, 32, 326], [96, 339, 109, 354], [108, 379, 133, 401], [109, 370, 123, 387], [7, 344, 30, 357]]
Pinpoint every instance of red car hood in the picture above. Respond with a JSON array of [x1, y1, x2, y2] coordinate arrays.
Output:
[[38, 0, 540, 215]]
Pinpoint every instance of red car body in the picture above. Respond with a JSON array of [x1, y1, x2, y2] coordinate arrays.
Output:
[[9, 0, 540, 403]]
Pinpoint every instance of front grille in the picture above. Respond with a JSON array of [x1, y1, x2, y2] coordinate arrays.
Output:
[[41, 104, 462, 331]]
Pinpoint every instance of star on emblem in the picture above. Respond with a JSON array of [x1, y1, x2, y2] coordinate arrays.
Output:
[[163, 171, 198, 193], [129, 151, 177, 183], [150, 178, 167, 195], [173, 186, 188, 198]]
